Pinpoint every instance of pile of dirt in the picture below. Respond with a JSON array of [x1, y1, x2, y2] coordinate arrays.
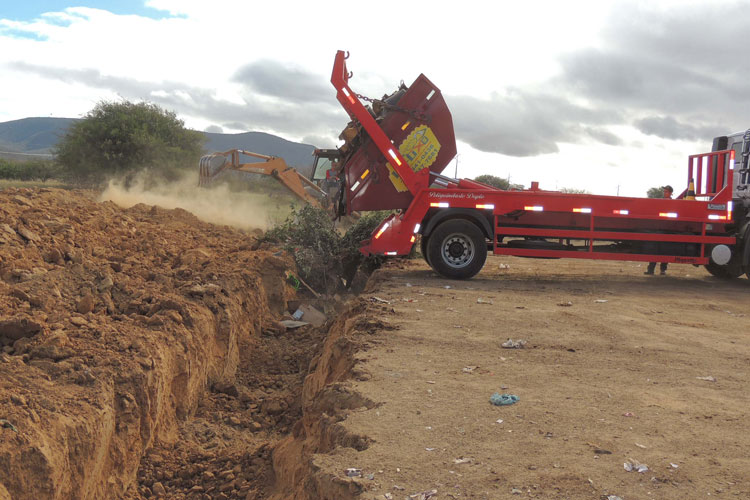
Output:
[[0, 188, 305, 499]]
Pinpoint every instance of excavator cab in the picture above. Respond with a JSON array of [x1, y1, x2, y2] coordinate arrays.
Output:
[[311, 148, 341, 184]]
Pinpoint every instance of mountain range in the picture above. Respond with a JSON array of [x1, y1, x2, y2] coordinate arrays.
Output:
[[0, 117, 317, 170]]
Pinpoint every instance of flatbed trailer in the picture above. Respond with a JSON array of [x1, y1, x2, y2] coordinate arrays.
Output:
[[327, 51, 750, 279]]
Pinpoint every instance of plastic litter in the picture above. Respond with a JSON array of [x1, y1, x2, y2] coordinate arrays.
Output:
[[696, 375, 716, 382], [594, 299, 608, 303], [670, 462, 679, 468], [345, 468, 362, 477], [558, 301, 573, 307], [607, 496, 623, 500], [279, 320, 309, 329], [409, 490, 437, 500], [371, 296, 391, 304], [462, 366, 477, 373], [477, 297, 494, 304], [498, 263, 510, 269], [501, 338, 527, 349], [490, 393, 520, 406], [624, 459, 648, 473], [292, 309, 304, 320], [0, 419, 18, 433], [384, 494, 394, 500]]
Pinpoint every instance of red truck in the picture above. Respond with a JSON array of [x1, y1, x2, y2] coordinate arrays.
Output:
[[326, 51, 750, 280]]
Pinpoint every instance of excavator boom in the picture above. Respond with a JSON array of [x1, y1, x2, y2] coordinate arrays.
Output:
[[199, 149, 326, 207]]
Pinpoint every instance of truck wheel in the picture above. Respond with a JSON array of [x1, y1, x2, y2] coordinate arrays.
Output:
[[426, 219, 487, 279], [704, 262, 742, 279], [420, 235, 432, 268]]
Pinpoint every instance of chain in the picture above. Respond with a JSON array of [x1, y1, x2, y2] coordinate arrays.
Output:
[[355, 93, 429, 123]]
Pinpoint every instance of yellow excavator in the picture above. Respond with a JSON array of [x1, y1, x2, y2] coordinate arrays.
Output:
[[198, 149, 340, 208]]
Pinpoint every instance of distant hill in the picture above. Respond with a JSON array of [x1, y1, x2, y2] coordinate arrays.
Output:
[[0, 117, 317, 170]]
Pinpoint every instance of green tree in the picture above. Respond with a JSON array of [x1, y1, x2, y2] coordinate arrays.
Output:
[[473, 174, 523, 190], [647, 186, 664, 198], [55, 100, 204, 185]]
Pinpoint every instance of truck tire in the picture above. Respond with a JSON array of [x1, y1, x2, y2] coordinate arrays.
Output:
[[426, 219, 487, 279], [419, 235, 433, 268]]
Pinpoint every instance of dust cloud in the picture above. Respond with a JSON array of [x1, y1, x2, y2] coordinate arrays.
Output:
[[100, 171, 292, 231]]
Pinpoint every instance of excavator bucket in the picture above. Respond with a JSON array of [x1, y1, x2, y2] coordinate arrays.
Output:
[[198, 153, 230, 187]]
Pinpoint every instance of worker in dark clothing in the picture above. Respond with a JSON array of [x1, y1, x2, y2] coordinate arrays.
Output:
[[645, 185, 674, 275]]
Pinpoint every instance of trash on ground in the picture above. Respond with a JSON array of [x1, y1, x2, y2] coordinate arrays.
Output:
[[502, 338, 527, 349], [371, 296, 391, 304], [696, 375, 717, 382], [511, 488, 522, 495], [490, 393, 520, 406], [477, 297, 494, 304], [0, 419, 18, 433], [498, 263, 510, 269], [296, 304, 326, 326], [453, 457, 472, 464], [623, 412, 634, 417], [366, 473, 374, 480], [279, 320, 309, 329], [495, 418, 504, 424], [607, 496, 623, 500], [558, 301, 573, 307], [416, 309, 424, 312], [462, 366, 477, 374], [384, 494, 394, 500], [670, 462, 679, 468], [345, 468, 362, 477], [594, 299, 608, 303], [634, 442, 647, 449], [409, 489, 438, 500], [444, 285, 452, 289], [624, 459, 648, 473], [402, 298, 417, 302], [405, 283, 413, 287]]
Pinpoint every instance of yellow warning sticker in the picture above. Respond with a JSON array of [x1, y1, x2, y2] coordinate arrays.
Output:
[[386, 163, 408, 192], [398, 125, 441, 173]]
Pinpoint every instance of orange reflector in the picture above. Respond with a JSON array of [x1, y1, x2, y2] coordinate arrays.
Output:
[[385, 251, 398, 256], [728, 201, 733, 220], [360, 169, 370, 179], [476, 204, 495, 209], [708, 214, 727, 220], [573, 208, 592, 213], [659, 212, 678, 218], [410, 235, 416, 243], [430, 202, 449, 208], [613, 209, 629, 215], [524, 206, 544, 211], [374, 222, 389, 239], [347, 95, 355, 104], [401, 121, 411, 131]]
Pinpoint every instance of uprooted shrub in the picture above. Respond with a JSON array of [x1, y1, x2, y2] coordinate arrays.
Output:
[[263, 205, 387, 294]]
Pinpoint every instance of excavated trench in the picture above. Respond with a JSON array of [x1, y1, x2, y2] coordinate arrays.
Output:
[[0, 188, 378, 500]]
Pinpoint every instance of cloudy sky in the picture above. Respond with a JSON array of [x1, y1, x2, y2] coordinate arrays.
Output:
[[1, 0, 748, 196]]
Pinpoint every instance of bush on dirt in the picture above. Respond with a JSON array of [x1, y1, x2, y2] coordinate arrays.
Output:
[[0, 158, 62, 181], [263, 206, 386, 293], [55, 100, 204, 186]]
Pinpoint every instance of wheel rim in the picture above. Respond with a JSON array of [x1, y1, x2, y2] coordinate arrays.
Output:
[[441, 232, 475, 269]]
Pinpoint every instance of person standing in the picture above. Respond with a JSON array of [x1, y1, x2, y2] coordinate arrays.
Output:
[[645, 185, 673, 275]]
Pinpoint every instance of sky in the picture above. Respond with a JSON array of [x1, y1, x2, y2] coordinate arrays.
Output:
[[1, 0, 749, 196]]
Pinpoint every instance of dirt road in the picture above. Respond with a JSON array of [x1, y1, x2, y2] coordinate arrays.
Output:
[[312, 256, 750, 499]]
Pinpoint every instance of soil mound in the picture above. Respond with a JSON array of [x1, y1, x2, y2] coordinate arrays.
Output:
[[0, 188, 295, 499]]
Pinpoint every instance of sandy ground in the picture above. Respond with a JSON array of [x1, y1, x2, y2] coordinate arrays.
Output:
[[316, 255, 750, 499]]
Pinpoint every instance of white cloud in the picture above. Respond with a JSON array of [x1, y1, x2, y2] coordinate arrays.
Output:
[[0, 0, 745, 196]]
